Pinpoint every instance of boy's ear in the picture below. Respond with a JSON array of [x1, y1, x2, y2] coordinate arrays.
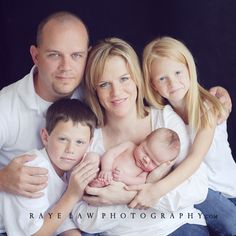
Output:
[[30, 45, 39, 66], [40, 128, 49, 146]]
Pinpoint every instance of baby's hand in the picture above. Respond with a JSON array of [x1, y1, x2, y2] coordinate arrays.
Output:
[[98, 170, 113, 183], [113, 168, 125, 182]]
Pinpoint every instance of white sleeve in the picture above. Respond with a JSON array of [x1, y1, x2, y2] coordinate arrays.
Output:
[[2, 151, 50, 236], [72, 201, 124, 233], [152, 105, 208, 211], [154, 163, 208, 212], [158, 105, 190, 165]]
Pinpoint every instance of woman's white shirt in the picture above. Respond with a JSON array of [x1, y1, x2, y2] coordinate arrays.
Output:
[[72, 106, 208, 235]]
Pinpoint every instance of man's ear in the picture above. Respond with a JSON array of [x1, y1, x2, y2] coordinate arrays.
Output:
[[88, 46, 92, 52], [30, 45, 39, 66], [40, 128, 49, 146]]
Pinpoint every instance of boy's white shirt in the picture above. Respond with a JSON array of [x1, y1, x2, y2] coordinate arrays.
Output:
[[0, 148, 76, 236], [72, 105, 208, 235], [187, 121, 236, 198]]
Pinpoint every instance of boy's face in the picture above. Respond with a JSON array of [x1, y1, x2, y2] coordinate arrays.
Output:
[[41, 120, 91, 177]]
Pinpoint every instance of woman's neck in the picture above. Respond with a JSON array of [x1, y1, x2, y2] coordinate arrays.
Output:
[[102, 108, 151, 148]]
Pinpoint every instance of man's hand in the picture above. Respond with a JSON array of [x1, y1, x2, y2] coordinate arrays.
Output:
[[83, 181, 136, 206], [209, 86, 232, 124], [0, 154, 48, 198]]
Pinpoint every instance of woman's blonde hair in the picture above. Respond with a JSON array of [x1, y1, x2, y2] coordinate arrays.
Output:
[[85, 37, 148, 126], [143, 36, 226, 131]]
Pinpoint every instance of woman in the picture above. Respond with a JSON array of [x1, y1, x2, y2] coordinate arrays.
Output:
[[72, 37, 209, 235]]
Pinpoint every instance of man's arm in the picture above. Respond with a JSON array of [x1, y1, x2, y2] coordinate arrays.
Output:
[[0, 154, 48, 197], [209, 86, 232, 123]]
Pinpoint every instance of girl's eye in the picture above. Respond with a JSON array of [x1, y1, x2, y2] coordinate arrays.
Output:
[[159, 76, 166, 81], [98, 82, 111, 88], [176, 71, 182, 76]]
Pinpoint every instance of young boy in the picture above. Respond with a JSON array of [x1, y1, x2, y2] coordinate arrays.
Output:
[[90, 128, 180, 187], [0, 99, 98, 236]]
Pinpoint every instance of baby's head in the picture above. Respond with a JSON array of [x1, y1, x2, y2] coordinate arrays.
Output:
[[40, 98, 96, 177], [134, 128, 180, 172]]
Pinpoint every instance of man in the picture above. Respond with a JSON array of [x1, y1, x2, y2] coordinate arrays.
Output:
[[0, 11, 89, 198]]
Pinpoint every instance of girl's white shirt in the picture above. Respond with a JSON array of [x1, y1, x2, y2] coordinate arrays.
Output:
[[187, 121, 236, 198], [72, 105, 208, 236]]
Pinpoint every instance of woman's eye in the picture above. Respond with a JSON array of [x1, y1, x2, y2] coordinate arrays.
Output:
[[98, 82, 110, 88], [176, 71, 182, 76], [120, 76, 129, 82]]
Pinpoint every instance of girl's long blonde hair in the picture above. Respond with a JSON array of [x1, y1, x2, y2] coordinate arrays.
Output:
[[143, 36, 226, 131]]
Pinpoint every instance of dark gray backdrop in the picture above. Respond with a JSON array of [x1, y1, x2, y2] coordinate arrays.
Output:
[[1, 0, 235, 159]]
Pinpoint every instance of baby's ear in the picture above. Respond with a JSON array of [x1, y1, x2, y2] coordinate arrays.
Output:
[[40, 128, 49, 146]]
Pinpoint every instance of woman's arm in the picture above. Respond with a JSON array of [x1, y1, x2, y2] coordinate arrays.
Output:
[[99, 141, 135, 181], [83, 180, 137, 206]]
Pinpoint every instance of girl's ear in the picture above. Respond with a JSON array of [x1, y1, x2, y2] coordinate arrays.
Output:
[[151, 79, 158, 91], [40, 128, 49, 146]]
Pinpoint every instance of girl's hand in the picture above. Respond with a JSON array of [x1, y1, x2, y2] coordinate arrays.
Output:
[[125, 183, 160, 209]]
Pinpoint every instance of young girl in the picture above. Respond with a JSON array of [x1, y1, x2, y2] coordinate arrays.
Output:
[[141, 36, 236, 235]]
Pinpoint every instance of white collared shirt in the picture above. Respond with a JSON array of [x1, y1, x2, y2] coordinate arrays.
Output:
[[187, 121, 236, 198], [0, 66, 83, 168]]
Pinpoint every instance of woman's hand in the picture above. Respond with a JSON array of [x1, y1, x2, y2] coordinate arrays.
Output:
[[83, 181, 137, 206], [125, 182, 161, 209], [209, 86, 232, 124]]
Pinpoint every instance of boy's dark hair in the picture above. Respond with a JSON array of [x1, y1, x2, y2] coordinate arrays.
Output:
[[46, 99, 96, 138]]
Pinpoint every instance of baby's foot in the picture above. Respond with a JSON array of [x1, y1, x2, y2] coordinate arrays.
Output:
[[89, 178, 109, 188]]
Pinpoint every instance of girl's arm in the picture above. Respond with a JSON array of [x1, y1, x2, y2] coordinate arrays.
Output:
[[33, 159, 98, 236], [151, 120, 216, 198], [127, 106, 215, 209]]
